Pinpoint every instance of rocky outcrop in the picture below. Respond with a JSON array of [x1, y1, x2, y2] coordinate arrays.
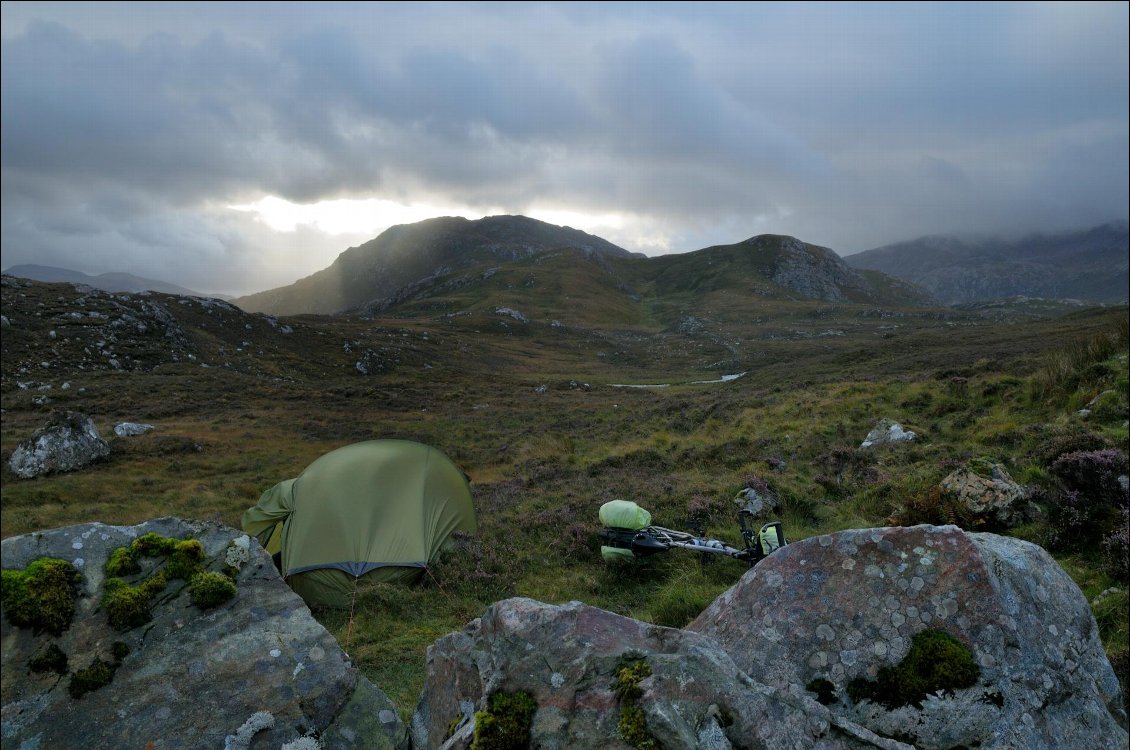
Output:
[[1, 518, 405, 750], [939, 459, 1034, 528], [765, 236, 873, 302], [494, 307, 529, 323], [412, 597, 912, 750], [7, 411, 110, 479], [860, 419, 917, 449], [688, 525, 1127, 749], [114, 422, 155, 437]]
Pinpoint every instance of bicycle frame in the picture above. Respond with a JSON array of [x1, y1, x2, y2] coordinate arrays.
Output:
[[599, 510, 785, 566]]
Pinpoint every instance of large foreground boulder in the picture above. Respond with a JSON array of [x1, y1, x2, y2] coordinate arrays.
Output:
[[689, 525, 1127, 749], [1, 518, 405, 749], [412, 597, 914, 750], [7, 411, 110, 478]]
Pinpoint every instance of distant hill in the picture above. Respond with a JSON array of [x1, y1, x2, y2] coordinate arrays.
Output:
[[234, 215, 639, 316], [235, 216, 936, 318], [1, 264, 224, 299], [627, 234, 937, 307], [845, 223, 1129, 305]]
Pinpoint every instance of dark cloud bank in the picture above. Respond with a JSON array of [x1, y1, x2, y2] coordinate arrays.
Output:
[[2, 2, 1126, 295]]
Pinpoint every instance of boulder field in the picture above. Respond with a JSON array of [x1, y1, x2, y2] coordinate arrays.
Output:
[[3, 521, 1125, 749]]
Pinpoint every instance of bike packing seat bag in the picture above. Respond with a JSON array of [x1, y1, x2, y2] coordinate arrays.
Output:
[[599, 499, 651, 529]]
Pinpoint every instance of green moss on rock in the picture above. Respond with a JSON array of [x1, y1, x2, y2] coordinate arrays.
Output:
[[1, 558, 81, 636], [847, 628, 981, 709], [613, 656, 652, 701], [618, 705, 659, 750], [131, 532, 178, 557], [103, 577, 157, 631], [471, 690, 537, 750], [166, 539, 205, 580], [188, 570, 236, 609], [105, 546, 140, 577], [29, 643, 69, 675], [67, 641, 130, 699], [101, 533, 234, 628], [612, 655, 659, 749], [68, 657, 117, 699]]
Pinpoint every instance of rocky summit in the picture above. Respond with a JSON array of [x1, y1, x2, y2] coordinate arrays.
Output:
[[0, 518, 405, 750]]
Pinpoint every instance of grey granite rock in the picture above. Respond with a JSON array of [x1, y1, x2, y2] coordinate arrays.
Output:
[[412, 597, 913, 750], [1, 517, 406, 750], [689, 525, 1128, 750], [8, 411, 110, 478]]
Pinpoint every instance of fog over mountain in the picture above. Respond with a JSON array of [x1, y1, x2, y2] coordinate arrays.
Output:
[[1, 3, 1126, 296], [1, 265, 223, 299], [848, 222, 1129, 305]]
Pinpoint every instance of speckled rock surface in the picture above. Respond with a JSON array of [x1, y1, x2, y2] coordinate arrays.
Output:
[[1, 517, 405, 750], [688, 525, 1127, 750], [7, 410, 110, 478], [939, 460, 1035, 528], [413, 597, 914, 750]]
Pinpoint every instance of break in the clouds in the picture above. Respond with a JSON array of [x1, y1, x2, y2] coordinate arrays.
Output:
[[2, 2, 1127, 296]]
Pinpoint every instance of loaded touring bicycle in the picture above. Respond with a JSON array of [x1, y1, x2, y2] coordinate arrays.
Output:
[[598, 499, 787, 566]]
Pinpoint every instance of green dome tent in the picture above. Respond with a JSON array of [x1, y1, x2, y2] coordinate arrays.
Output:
[[241, 440, 476, 608]]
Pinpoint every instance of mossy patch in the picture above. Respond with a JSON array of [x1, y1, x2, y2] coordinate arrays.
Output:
[[188, 570, 236, 609], [105, 546, 140, 577], [613, 656, 652, 701], [165, 539, 205, 580], [69, 657, 117, 699], [1, 558, 81, 636], [103, 576, 160, 630], [131, 532, 178, 557], [612, 654, 659, 749], [471, 690, 537, 750], [847, 629, 980, 709], [29, 643, 69, 675], [68, 643, 128, 700], [101, 533, 234, 630]]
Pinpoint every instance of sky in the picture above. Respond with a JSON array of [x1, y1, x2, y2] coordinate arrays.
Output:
[[1, 2, 1127, 297]]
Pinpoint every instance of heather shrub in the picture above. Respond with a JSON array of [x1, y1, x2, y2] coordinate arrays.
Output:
[[1040, 448, 1128, 553], [1044, 490, 1105, 551], [686, 493, 726, 527], [1050, 449, 1129, 507], [1102, 508, 1130, 581], [1032, 431, 1110, 466]]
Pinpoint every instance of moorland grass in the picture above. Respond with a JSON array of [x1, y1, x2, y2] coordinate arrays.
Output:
[[2, 284, 1126, 721]]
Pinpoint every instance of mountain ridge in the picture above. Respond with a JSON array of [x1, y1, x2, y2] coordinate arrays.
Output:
[[846, 222, 1129, 305], [234, 217, 937, 318], [235, 215, 640, 316], [1, 264, 227, 299]]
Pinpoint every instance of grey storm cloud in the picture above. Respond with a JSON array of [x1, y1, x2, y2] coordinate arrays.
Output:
[[1, 1, 1127, 295]]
